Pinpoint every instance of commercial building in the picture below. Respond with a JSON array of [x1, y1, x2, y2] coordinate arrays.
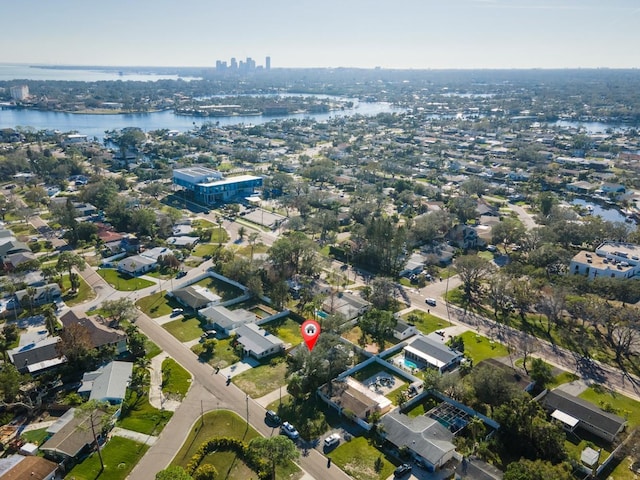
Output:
[[173, 167, 262, 205], [569, 242, 640, 280]]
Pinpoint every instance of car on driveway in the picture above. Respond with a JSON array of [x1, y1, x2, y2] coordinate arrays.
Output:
[[265, 410, 281, 426], [323, 433, 341, 450], [394, 463, 412, 477], [280, 421, 299, 440]]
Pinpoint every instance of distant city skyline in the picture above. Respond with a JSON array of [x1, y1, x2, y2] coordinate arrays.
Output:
[[1, 0, 639, 70]]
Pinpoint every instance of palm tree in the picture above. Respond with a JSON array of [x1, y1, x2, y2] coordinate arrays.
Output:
[[238, 226, 246, 241], [43, 305, 58, 335], [248, 232, 260, 261]]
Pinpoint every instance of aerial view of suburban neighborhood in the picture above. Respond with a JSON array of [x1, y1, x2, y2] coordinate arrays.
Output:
[[2, 15, 640, 480]]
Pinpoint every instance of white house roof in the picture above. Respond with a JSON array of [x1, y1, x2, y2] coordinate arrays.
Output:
[[405, 336, 463, 368], [235, 323, 283, 356], [117, 255, 156, 273], [80, 361, 133, 402]]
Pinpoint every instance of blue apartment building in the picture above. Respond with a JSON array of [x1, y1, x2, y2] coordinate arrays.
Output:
[[173, 167, 262, 205]]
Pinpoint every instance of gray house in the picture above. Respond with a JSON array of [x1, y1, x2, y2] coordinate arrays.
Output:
[[235, 323, 284, 359], [8, 336, 65, 374], [78, 361, 133, 404], [381, 410, 456, 472], [200, 305, 256, 336], [543, 389, 626, 442]]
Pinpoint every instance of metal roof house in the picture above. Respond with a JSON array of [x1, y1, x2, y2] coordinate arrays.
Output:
[[173, 166, 262, 205], [542, 389, 626, 442]]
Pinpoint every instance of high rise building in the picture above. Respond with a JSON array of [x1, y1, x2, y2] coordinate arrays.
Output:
[[10, 85, 29, 101], [265, 56, 271, 71], [230, 57, 238, 70]]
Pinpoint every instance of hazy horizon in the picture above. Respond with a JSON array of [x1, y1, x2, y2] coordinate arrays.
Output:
[[2, 0, 639, 70]]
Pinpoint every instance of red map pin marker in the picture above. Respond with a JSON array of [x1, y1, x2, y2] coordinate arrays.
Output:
[[301, 319, 320, 352]]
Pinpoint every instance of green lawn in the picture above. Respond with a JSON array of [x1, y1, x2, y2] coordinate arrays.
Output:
[[328, 436, 396, 480], [145, 339, 162, 360], [207, 337, 241, 368], [136, 291, 174, 318], [262, 316, 303, 346], [119, 391, 173, 435], [402, 309, 451, 335], [20, 427, 49, 445], [162, 358, 192, 399], [579, 385, 640, 428], [163, 317, 205, 342], [97, 268, 155, 291], [172, 410, 301, 480], [458, 330, 509, 364], [64, 436, 149, 480], [233, 361, 288, 398], [61, 274, 96, 306], [193, 243, 220, 258]]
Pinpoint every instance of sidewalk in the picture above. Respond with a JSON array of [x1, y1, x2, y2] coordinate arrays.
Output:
[[220, 357, 260, 378], [255, 386, 289, 408], [111, 427, 158, 446], [148, 352, 181, 412]]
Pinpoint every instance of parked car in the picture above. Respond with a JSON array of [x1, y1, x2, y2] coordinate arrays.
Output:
[[171, 308, 184, 316], [265, 410, 281, 426], [425, 298, 437, 307], [280, 421, 299, 440], [323, 433, 341, 450], [394, 463, 412, 477], [176, 270, 187, 279]]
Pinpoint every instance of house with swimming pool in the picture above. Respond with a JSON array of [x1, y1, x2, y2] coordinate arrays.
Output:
[[172, 166, 263, 205], [401, 336, 464, 374]]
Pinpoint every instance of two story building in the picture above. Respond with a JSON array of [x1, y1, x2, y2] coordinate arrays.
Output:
[[173, 166, 262, 205]]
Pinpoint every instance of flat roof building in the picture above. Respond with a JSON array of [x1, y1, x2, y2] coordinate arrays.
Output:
[[173, 166, 262, 205]]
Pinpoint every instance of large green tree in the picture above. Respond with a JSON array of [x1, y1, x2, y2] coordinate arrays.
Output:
[[248, 436, 299, 480], [503, 459, 573, 480]]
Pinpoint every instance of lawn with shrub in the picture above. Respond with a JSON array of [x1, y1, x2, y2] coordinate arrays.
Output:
[[136, 291, 174, 318], [328, 436, 395, 480], [193, 275, 243, 301], [457, 331, 509, 364], [401, 309, 451, 335], [97, 268, 155, 291], [64, 436, 148, 480], [233, 360, 288, 398], [61, 274, 95, 306], [580, 385, 640, 428], [119, 391, 173, 435], [20, 427, 49, 445], [161, 358, 191, 399], [171, 410, 301, 480], [163, 317, 205, 342], [262, 316, 303, 346]]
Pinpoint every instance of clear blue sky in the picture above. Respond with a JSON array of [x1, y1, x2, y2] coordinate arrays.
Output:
[[2, 0, 639, 69]]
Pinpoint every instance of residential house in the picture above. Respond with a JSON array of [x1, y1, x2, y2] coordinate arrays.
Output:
[[403, 336, 464, 374], [399, 252, 426, 278], [542, 389, 626, 442], [60, 311, 128, 354], [7, 336, 65, 374], [235, 323, 284, 359], [171, 285, 221, 310], [0, 455, 58, 480], [199, 305, 256, 336], [393, 320, 418, 341], [116, 255, 156, 276], [381, 410, 456, 472], [446, 224, 484, 250], [0, 240, 32, 266], [78, 361, 133, 404], [14, 284, 62, 310], [322, 291, 371, 321], [40, 409, 109, 463], [319, 377, 393, 430]]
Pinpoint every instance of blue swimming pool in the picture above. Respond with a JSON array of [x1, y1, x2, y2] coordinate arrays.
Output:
[[316, 310, 328, 319], [404, 358, 418, 369]]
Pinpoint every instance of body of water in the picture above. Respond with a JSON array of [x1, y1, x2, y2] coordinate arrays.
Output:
[[0, 64, 200, 82], [572, 198, 629, 224], [551, 120, 633, 134], [0, 100, 398, 141]]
